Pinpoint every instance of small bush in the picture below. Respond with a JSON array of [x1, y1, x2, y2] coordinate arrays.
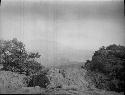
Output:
[[27, 73, 50, 88]]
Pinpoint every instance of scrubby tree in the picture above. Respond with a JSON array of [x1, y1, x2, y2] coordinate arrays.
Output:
[[84, 44, 125, 92], [0, 38, 43, 75]]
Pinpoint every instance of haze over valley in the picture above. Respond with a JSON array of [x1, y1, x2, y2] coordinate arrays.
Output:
[[0, 0, 124, 66]]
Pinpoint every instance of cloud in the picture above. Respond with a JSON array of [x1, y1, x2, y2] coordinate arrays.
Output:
[[0, 0, 125, 50], [1, 1, 124, 20]]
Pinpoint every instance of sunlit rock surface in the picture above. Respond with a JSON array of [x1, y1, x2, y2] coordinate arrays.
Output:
[[47, 67, 90, 90], [0, 71, 28, 94]]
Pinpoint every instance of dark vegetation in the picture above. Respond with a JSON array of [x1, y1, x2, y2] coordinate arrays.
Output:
[[0, 38, 50, 88], [27, 74, 49, 88], [27, 68, 50, 88], [83, 44, 125, 93]]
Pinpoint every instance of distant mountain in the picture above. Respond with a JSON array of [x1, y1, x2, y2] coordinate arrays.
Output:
[[55, 61, 84, 70], [25, 39, 93, 66]]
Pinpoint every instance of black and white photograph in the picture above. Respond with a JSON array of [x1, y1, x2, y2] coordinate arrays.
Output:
[[0, 0, 124, 94]]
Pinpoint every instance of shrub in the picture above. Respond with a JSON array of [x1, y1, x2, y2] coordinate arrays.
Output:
[[27, 73, 50, 88], [84, 44, 125, 92], [0, 38, 43, 76]]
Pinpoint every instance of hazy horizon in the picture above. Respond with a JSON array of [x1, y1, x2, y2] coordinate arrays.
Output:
[[0, 0, 124, 66]]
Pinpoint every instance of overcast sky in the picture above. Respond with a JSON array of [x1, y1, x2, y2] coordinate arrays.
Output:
[[0, 0, 125, 65]]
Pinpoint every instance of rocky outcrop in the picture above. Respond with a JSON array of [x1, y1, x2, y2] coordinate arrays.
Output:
[[46, 67, 124, 95], [47, 67, 91, 90], [0, 70, 28, 94]]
